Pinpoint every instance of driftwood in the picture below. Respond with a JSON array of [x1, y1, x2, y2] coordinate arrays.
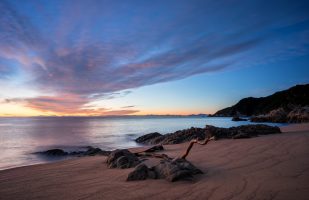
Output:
[[122, 137, 215, 182], [135, 136, 214, 160], [180, 136, 214, 159]]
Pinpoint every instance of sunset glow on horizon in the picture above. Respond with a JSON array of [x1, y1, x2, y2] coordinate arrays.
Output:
[[1, 0, 309, 117]]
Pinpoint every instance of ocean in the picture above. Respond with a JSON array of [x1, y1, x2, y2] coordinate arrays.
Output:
[[0, 116, 286, 170]]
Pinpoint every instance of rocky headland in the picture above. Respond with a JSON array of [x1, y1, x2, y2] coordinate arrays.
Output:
[[211, 84, 309, 123]]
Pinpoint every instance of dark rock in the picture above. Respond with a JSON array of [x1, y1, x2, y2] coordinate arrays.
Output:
[[135, 132, 163, 144], [251, 108, 288, 123], [127, 164, 154, 181], [36, 146, 111, 157], [251, 106, 309, 123], [68, 151, 85, 156], [232, 131, 251, 139], [161, 127, 206, 145], [238, 124, 281, 135], [206, 124, 281, 139], [287, 106, 309, 123], [127, 158, 203, 182], [150, 135, 166, 144], [205, 125, 231, 139], [39, 149, 68, 156], [106, 149, 140, 169], [144, 145, 164, 153], [154, 158, 203, 182], [83, 146, 111, 156], [232, 116, 247, 121], [116, 156, 131, 169], [136, 127, 207, 145], [147, 169, 157, 179], [136, 124, 281, 145]]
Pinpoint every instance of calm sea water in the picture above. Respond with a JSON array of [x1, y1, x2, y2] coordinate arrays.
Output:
[[0, 116, 286, 170]]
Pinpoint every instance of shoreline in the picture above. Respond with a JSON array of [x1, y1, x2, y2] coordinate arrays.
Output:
[[2, 122, 300, 172], [0, 123, 305, 172], [0, 123, 308, 200], [0, 117, 286, 171]]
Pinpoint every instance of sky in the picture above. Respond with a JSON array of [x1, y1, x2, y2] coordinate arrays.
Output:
[[0, 0, 309, 116]]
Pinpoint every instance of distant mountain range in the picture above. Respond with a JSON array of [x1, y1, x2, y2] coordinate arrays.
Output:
[[213, 84, 309, 117]]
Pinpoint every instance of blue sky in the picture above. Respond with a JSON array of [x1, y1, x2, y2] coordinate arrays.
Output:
[[0, 0, 308, 116]]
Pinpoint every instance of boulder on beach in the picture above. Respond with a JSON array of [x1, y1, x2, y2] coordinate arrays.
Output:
[[106, 149, 140, 169], [127, 163, 156, 181], [154, 158, 204, 182], [127, 158, 203, 182]]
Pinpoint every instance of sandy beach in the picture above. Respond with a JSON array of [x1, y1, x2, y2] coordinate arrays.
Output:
[[0, 123, 308, 200]]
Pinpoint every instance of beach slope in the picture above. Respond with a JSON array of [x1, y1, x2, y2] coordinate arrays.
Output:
[[0, 124, 308, 200]]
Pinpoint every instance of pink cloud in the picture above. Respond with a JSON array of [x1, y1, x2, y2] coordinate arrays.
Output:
[[4, 94, 138, 116]]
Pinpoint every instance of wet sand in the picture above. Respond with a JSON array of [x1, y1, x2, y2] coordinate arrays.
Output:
[[0, 123, 308, 200]]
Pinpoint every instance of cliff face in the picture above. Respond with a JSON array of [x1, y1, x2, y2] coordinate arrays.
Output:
[[214, 84, 309, 117]]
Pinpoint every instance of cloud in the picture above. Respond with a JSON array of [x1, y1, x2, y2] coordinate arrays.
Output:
[[0, 0, 309, 115], [121, 105, 135, 109], [88, 91, 132, 100], [99, 109, 139, 116], [3, 94, 139, 116]]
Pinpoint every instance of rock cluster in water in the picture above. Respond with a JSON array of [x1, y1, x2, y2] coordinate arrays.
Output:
[[135, 127, 206, 145], [206, 124, 281, 139], [232, 116, 247, 121], [135, 124, 281, 145], [36, 146, 111, 157]]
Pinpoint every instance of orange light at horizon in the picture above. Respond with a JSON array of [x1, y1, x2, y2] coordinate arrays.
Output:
[[0, 104, 53, 117], [0, 103, 213, 117]]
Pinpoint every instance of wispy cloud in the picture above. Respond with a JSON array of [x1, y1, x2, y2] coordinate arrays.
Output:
[[3, 94, 139, 115], [0, 0, 309, 115], [121, 105, 135, 109]]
